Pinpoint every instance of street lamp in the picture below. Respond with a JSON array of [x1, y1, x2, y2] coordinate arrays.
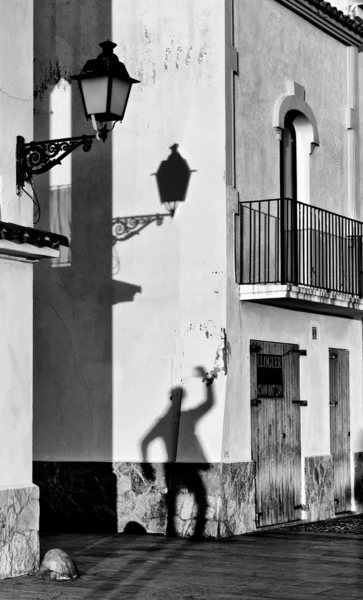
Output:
[[16, 40, 140, 194], [71, 40, 139, 141]]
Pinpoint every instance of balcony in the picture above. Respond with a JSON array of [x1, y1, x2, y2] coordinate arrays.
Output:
[[235, 198, 363, 318]]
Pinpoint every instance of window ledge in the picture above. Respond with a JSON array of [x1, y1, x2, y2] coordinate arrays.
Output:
[[0, 240, 60, 261], [0, 220, 68, 261]]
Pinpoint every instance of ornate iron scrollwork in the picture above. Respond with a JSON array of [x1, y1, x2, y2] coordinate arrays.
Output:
[[16, 134, 95, 193], [112, 213, 172, 243]]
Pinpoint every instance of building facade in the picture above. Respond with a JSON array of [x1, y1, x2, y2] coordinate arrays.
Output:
[[0, 0, 68, 578], [33, 0, 363, 537]]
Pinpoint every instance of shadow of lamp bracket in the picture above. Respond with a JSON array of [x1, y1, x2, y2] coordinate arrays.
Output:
[[112, 144, 196, 243], [16, 40, 139, 195]]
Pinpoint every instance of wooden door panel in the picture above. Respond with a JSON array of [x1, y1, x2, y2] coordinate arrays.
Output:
[[251, 340, 301, 527], [329, 348, 351, 513]]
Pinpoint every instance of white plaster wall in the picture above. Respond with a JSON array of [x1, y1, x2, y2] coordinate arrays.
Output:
[[111, 0, 227, 463], [0, 1, 34, 486], [225, 302, 362, 462], [0, 260, 33, 485], [235, 0, 348, 216], [0, 0, 33, 226]]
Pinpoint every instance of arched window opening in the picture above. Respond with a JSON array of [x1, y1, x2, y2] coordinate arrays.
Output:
[[280, 110, 315, 285], [281, 111, 298, 201], [281, 110, 313, 205]]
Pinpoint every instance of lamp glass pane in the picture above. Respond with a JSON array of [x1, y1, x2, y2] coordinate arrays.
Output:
[[110, 78, 131, 118], [80, 76, 108, 116]]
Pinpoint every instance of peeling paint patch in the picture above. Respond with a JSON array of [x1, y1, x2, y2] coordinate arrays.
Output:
[[144, 27, 151, 43], [212, 328, 229, 378], [185, 46, 192, 66], [34, 59, 66, 104], [182, 321, 217, 339], [165, 47, 171, 70], [198, 47, 207, 64], [176, 47, 183, 69], [136, 66, 143, 82]]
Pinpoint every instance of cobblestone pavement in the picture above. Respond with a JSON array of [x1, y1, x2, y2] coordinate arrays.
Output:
[[281, 513, 363, 534], [1, 528, 363, 599]]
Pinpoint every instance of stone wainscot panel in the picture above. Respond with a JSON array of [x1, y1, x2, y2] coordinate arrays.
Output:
[[354, 451, 363, 513], [114, 462, 255, 537], [219, 462, 256, 537], [305, 455, 334, 522], [0, 485, 39, 579]]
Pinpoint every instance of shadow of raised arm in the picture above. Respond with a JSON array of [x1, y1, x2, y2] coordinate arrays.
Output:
[[189, 366, 216, 420]]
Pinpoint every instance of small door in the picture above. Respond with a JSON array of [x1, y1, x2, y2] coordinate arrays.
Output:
[[329, 348, 351, 513], [251, 340, 302, 527]]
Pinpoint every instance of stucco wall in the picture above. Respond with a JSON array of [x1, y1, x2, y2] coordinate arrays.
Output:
[[0, 0, 33, 487], [33, 0, 114, 462], [224, 0, 363, 465], [0, 0, 33, 226], [111, 0, 226, 464], [33, 0, 227, 464], [234, 0, 348, 215], [0, 261, 33, 485], [223, 302, 362, 462]]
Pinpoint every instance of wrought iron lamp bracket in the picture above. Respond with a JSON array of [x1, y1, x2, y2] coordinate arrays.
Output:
[[16, 134, 97, 194]]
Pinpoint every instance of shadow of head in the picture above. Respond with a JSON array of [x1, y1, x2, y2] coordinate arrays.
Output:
[[169, 386, 186, 407], [123, 521, 148, 535]]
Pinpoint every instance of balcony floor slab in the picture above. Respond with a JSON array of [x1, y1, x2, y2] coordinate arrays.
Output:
[[239, 284, 363, 318]]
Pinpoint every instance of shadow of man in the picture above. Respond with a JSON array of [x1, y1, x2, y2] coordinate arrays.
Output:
[[141, 366, 215, 539]]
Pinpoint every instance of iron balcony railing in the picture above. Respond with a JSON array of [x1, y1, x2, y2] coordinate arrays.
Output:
[[236, 198, 363, 298]]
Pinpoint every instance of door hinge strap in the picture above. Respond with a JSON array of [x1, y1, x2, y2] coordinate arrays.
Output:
[[251, 399, 262, 406], [294, 504, 308, 511], [292, 400, 308, 406], [250, 343, 262, 353]]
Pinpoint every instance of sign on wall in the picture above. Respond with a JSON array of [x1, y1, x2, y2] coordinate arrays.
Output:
[[256, 354, 283, 398]]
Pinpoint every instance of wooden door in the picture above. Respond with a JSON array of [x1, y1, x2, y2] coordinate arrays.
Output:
[[251, 340, 302, 527], [329, 348, 351, 514]]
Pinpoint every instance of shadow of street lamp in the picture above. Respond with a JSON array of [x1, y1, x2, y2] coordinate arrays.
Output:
[[152, 144, 196, 216], [112, 144, 195, 244]]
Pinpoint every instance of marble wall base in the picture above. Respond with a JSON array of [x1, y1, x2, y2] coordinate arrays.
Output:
[[33, 462, 117, 532], [114, 462, 255, 538], [0, 485, 39, 579], [305, 455, 334, 522], [219, 462, 256, 537], [113, 463, 167, 535], [354, 452, 363, 513]]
